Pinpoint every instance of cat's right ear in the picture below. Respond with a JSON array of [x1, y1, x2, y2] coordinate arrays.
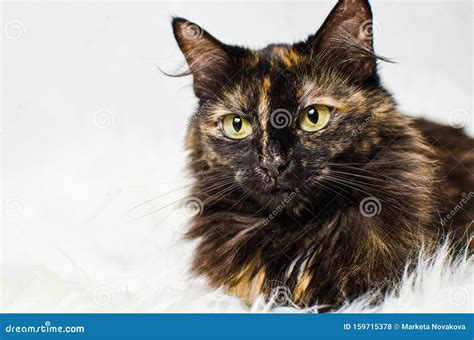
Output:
[[304, 0, 377, 81], [172, 18, 235, 100]]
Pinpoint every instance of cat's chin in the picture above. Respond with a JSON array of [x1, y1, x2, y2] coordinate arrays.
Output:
[[258, 181, 293, 194], [268, 186, 294, 195], [251, 184, 301, 209]]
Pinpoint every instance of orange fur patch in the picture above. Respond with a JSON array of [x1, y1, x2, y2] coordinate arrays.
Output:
[[228, 258, 266, 304], [293, 271, 313, 303]]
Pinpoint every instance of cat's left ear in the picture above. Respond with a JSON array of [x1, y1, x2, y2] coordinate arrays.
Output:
[[306, 0, 376, 80], [172, 17, 236, 100]]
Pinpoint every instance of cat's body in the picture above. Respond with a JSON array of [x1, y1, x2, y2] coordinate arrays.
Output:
[[172, 0, 473, 309]]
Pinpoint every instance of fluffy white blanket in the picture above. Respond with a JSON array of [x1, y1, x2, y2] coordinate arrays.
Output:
[[2, 176, 472, 313]]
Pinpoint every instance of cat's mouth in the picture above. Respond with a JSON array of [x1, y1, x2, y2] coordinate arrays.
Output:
[[257, 174, 297, 197]]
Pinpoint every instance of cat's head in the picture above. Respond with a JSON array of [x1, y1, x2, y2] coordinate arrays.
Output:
[[173, 0, 397, 209]]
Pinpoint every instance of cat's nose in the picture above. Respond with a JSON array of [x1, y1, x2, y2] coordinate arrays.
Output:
[[260, 158, 290, 181]]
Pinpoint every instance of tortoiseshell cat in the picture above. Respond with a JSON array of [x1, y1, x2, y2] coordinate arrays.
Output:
[[172, 0, 473, 310]]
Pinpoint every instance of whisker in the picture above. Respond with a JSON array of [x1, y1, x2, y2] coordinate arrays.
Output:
[[127, 183, 193, 214], [324, 177, 405, 213]]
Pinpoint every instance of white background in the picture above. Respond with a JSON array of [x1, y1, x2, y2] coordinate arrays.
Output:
[[1, 1, 472, 311]]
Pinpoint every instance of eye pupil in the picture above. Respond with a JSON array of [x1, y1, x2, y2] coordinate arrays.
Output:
[[233, 116, 242, 132], [299, 105, 331, 132], [307, 107, 319, 124], [222, 114, 252, 139]]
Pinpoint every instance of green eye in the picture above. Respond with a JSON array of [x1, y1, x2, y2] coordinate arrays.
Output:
[[299, 105, 331, 132], [222, 115, 252, 139]]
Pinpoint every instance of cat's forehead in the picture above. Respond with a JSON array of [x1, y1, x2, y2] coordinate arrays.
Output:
[[215, 47, 321, 117], [249, 44, 307, 70], [216, 45, 308, 111]]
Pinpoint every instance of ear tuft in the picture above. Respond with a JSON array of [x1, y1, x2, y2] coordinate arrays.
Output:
[[307, 0, 377, 81], [172, 17, 235, 100]]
